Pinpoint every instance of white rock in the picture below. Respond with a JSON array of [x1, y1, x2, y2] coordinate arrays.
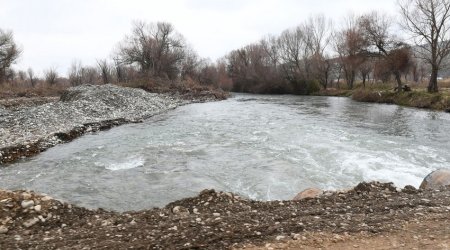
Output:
[[21, 200, 35, 209], [276, 235, 285, 241], [0, 226, 8, 234], [172, 206, 181, 214], [34, 205, 42, 212], [41, 196, 53, 201], [38, 215, 46, 222], [21, 192, 32, 200], [23, 218, 39, 228], [292, 234, 301, 240]]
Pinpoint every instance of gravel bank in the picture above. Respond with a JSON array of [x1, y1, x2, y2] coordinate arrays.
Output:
[[1, 182, 450, 249], [0, 84, 197, 164]]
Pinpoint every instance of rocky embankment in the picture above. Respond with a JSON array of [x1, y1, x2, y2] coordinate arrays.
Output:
[[0, 84, 222, 165], [1, 179, 450, 249]]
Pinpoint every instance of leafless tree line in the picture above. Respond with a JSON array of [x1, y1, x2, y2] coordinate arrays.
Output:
[[2, 0, 450, 93], [225, 11, 428, 94], [225, 0, 450, 94]]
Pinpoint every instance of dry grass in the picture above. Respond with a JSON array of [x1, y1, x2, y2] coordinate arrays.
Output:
[[352, 88, 450, 110], [119, 77, 229, 100], [0, 82, 69, 99]]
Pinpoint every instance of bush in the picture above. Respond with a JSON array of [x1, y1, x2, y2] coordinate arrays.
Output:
[[290, 79, 321, 95]]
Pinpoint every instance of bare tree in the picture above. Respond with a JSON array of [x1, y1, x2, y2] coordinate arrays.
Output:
[[97, 59, 112, 84], [81, 66, 99, 84], [359, 60, 373, 88], [181, 47, 200, 80], [68, 60, 83, 86], [359, 12, 412, 91], [27, 68, 37, 87], [0, 29, 21, 83], [398, 0, 450, 92], [17, 70, 26, 82], [117, 21, 186, 80], [333, 15, 367, 89], [44, 67, 58, 85], [277, 27, 307, 82]]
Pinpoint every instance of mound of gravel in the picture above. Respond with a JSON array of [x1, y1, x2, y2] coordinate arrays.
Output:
[[2, 182, 450, 249], [0, 84, 185, 162]]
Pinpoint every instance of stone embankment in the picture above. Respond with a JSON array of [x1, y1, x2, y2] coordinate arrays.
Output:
[[2, 173, 450, 249], [0, 84, 221, 165]]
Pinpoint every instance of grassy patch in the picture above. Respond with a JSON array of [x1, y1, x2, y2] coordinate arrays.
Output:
[[352, 89, 450, 111], [312, 88, 353, 97]]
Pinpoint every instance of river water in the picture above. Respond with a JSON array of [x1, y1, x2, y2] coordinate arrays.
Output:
[[1, 94, 449, 211]]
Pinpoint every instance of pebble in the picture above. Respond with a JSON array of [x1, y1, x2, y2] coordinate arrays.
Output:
[[21, 192, 32, 200], [276, 235, 285, 241], [34, 205, 42, 212], [21, 200, 35, 209], [23, 217, 40, 228], [0, 226, 8, 234], [172, 206, 182, 214], [213, 213, 221, 217]]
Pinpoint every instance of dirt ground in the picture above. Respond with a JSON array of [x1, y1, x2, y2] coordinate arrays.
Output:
[[1, 182, 450, 249]]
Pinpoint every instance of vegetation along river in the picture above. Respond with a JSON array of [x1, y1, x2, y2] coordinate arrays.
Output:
[[1, 94, 449, 212]]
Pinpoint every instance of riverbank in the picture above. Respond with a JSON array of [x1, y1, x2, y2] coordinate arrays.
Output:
[[0, 84, 226, 165], [314, 88, 450, 112], [1, 181, 450, 249]]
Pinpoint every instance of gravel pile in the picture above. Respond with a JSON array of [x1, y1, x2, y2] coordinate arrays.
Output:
[[0, 84, 186, 164], [1, 182, 450, 249]]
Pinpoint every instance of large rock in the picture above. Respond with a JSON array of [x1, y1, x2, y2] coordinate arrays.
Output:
[[419, 169, 450, 189], [293, 188, 323, 200]]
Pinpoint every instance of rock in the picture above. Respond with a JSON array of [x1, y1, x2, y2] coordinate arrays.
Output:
[[41, 196, 53, 201], [213, 213, 221, 217], [402, 185, 417, 194], [34, 205, 42, 212], [0, 226, 8, 234], [420, 169, 450, 189], [293, 188, 323, 200], [21, 200, 35, 209], [276, 235, 285, 241], [23, 218, 39, 228], [172, 206, 182, 214], [21, 192, 32, 200]]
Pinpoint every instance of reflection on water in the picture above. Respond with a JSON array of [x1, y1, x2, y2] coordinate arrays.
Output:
[[1, 94, 449, 211]]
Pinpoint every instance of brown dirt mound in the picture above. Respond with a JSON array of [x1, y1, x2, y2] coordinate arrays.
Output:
[[2, 182, 450, 249]]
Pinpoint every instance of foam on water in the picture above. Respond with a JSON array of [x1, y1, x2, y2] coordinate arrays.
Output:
[[104, 156, 145, 171]]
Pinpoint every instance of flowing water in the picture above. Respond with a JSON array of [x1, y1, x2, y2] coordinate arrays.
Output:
[[1, 94, 450, 211]]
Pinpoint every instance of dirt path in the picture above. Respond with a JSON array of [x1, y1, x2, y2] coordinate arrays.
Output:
[[242, 215, 450, 249]]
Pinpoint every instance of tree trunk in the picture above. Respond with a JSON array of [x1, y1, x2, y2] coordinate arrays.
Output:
[[428, 66, 439, 93], [362, 74, 366, 89], [394, 71, 402, 92]]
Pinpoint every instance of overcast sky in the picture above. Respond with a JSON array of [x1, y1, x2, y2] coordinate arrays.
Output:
[[0, 0, 398, 76]]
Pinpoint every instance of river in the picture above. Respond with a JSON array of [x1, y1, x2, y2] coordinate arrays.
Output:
[[1, 94, 449, 211]]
